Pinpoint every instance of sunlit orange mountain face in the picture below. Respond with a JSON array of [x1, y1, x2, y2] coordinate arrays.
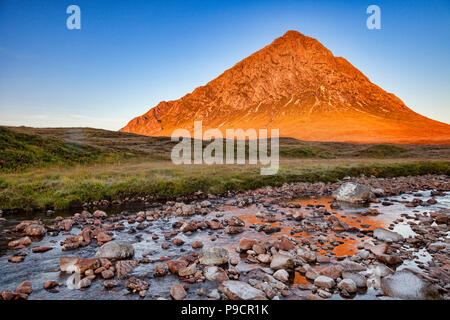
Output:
[[121, 31, 450, 144]]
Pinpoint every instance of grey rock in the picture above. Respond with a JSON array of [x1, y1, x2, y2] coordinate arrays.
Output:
[[337, 278, 357, 293], [199, 247, 229, 265], [220, 280, 267, 300], [204, 266, 229, 282], [373, 228, 404, 243], [270, 254, 294, 270], [332, 183, 370, 203], [342, 271, 367, 288], [381, 270, 441, 300], [314, 276, 335, 289], [96, 241, 134, 259]]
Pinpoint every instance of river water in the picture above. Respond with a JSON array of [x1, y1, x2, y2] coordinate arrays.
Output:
[[0, 190, 448, 300]]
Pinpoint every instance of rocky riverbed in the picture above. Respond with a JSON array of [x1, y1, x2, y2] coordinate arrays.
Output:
[[0, 175, 449, 300]]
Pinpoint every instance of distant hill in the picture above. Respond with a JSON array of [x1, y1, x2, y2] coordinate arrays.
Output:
[[121, 30, 450, 144], [1, 126, 449, 172]]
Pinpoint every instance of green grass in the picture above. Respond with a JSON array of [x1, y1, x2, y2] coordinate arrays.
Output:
[[280, 146, 332, 159], [0, 127, 132, 170], [0, 126, 449, 211], [0, 160, 448, 210], [356, 144, 409, 158]]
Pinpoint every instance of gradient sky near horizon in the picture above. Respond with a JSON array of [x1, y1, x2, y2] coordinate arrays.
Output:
[[0, 0, 449, 130]]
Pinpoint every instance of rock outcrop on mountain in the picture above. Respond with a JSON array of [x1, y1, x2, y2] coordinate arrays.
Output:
[[121, 30, 450, 144]]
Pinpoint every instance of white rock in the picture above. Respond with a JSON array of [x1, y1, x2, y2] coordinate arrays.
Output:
[[273, 269, 289, 283], [220, 280, 267, 300], [337, 278, 357, 293], [314, 276, 335, 289]]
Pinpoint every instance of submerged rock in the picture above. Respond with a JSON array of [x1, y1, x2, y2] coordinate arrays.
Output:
[[381, 270, 441, 300]]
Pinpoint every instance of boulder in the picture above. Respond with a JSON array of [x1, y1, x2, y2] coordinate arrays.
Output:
[[273, 269, 289, 283], [25, 224, 45, 236], [270, 254, 294, 270], [332, 183, 370, 203], [342, 271, 367, 288], [219, 280, 267, 300], [199, 247, 229, 265], [116, 260, 139, 279], [178, 263, 197, 277], [381, 270, 441, 300], [170, 284, 187, 300], [337, 278, 357, 293], [319, 264, 343, 280], [239, 238, 257, 251], [204, 266, 229, 282], [125, 277, 149, 294], [167, 259, 189, 274], [95, 241, 134, 259], [373, 228, 404, 243], [8, 236, 31, 248], [314, 276, 335, 289]]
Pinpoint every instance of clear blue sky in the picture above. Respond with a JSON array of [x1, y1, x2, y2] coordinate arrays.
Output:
[[0, 0, 449, 130]]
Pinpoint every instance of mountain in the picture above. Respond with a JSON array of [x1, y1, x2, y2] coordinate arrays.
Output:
[[121, 30, 450, 144]]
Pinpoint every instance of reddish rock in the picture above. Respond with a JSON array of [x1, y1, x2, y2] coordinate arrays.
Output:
[[170, 283, 187, 300], [192, 241, 203, 249], [25, 224, 45, 236], [167, 259, 188, 274], [15, 281, 33, 295], [44, 281, 59, 290], [361, 209, 380, 216], [172, 238, 185, 246], [74, 258, 100, 274], [368, 243, 388, 256], [178, 263, 197, 277], [116, 260, 139, 279], [125, 277, 149, 293], [101, 269, 114, 279], [32, 246, 53, 253], [278, 239, 295, 251], [154, 264, 168, 277], [225, 225, 244, 234], [93, 210, 107, 219], [96, 232, 113, 244], [319, 264, 344, 280], [0, 290, 15, 300], [376, 254, 403, 265], [8, 237, 31, 248], [180, 221, 198, 233], [206, 220, 223, 230], [239, 238, 257, 251], [161, 243, 170, 249], [61, 236, 83, 251], [94, 267, 106, 274], [100, 258, 112, 269], [8, 256, 25, 263]]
